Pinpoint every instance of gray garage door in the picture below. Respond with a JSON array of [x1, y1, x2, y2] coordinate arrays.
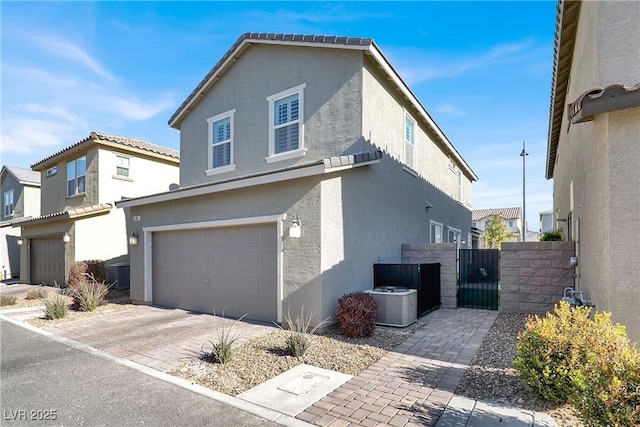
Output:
[[30, 237, 66, 286], [152, 224, 278, 323]]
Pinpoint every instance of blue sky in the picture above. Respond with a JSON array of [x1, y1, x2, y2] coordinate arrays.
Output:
[[1, 1, 556, 230]]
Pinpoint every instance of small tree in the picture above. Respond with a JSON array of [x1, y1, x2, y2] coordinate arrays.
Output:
[[540, 230, 562, 241], [481, 215, 515, 249]]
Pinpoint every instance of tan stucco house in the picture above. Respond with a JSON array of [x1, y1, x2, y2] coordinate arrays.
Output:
[[546, 1, 640, 343], [17, 132, 179, 286], [472, 207, 523, 246], [1, 166, 41, 280], [117, 33, 479, 325]]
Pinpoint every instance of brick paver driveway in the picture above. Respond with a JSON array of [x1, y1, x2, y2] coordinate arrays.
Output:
[[43, 305, 278, 372]]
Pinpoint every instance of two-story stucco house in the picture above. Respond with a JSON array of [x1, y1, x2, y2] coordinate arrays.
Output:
[[16, 132, 179, 286], [546, 1, 640, 344], [117, 33, 478, 325], [1, 166, 41, 280], [472, 207, 523, 246]]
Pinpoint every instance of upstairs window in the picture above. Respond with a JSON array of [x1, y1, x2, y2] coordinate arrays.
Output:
[[67, 156, 86, 197], [457, 169, 463, 201], [267, 84, 305, 160], [207, 109, 235, 172], [404, 114, 416, 169], [116, 155, 130, 177], [3, 190, 14, 217], [46, 167, 57, 177]]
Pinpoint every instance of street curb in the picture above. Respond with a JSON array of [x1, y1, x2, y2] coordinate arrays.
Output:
[[0, 314, 313, 427]]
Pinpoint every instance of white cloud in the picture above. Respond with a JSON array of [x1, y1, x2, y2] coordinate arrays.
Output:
[[112, 18, 131, 31], [435, 103, 464, 116], [1, 118, 78, 156]]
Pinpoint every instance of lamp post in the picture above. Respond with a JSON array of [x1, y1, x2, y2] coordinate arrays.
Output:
[[520, 141, 528, 242]]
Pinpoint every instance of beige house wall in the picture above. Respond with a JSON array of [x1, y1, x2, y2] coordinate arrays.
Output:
[[551, 1, 640, 344]]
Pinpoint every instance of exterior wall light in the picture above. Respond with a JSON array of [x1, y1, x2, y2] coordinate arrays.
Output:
[[63, 233, 71, 243], [17, 238, 23, 246], [129, 232, 139, 246], [289, 216, 302, 239]]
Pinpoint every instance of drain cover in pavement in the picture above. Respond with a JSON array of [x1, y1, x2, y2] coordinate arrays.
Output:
[[278, 372, 329, 395]]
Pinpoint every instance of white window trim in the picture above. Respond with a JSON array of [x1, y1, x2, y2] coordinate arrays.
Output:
[[4, 190, 14, 217], [266, 83, 306, 161], [457, 169, 463, 202], [404, 112, 417, 170], [430, 220, 443, 243], [207, 109, 236, 172], [46, 167, 57, 177]]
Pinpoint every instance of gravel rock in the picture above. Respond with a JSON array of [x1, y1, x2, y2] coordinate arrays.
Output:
[[456, 312, 584, 426]]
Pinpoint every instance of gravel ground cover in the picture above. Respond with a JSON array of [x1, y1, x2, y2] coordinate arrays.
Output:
[[456, 312, 584, 426]]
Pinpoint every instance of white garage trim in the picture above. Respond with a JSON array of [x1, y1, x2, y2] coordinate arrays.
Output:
[[143, 214, 285, 322]]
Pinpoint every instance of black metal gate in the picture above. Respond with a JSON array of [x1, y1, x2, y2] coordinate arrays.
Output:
[[373, 263, 441, 316], [458, 249, 499, 310]]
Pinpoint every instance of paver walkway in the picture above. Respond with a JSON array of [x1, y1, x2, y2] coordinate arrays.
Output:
[[296, 308, 498, 427], [42, 305, 278, 372]]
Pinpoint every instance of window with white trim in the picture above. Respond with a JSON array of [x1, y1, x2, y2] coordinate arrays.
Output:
[[404, 113, 416, 169], [457, 169, 463, 201], [3, 190, 14, 217], [267, 84, 305, 158], [46, 167, 57, 177], [430, 221, 442, 243], [116, 155, 130, 177], [67, 156, 86, 197], [207, 109, 235, 172]]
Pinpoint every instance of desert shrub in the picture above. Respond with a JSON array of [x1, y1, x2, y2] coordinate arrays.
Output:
[[69, 276, 109, 312], [0, 295, 17, 306], [202, 314, 247, 364], [41, 293, 68, 319], [514, 301, 629, 403], [68, 260, 106, 288], [336, 291, 378, 338], [26, 288, 50, 300], [571, 345, 640, 427], [540, 230, 563, 241], [278, 307, 330, 358]]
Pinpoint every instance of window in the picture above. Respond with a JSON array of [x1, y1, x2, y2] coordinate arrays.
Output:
[[404, 113, 416, 169], [3, 190, 14, 217], [116, 155, 130, 177], [484, 221, 490, 229], [207, 109, 235, 173], [430, 221, 443, 243], [457, 170, 463, 201], [267, 84, 306, 161], [508, 221, 514, 227], [46, 167, 57, 177], [67, 156, 86, 197]]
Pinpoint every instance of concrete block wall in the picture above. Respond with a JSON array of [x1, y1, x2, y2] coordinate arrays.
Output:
[[499, 241, 575, 313], [401, 243, 457, 309]]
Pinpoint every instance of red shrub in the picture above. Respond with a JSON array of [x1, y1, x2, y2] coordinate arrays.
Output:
[[337, 291, 379, 338]]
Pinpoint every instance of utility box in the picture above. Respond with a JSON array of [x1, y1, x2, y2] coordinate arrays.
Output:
[[107, 262, 130, 289], [366, 287, 417, 327]]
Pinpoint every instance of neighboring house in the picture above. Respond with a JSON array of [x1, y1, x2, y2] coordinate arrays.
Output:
[[117, 33, 478, 325], [16, 132, 179, 286], [546, 1, 640, 343], [472, 207, 523, 246], [0, 166, 41, 279], [539, 209, 554, 233]]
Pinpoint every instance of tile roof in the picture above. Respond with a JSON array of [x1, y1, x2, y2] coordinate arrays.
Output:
[[472, 207, 522, 221], [1, 166, 41, 185], [31, 132, 179, 169], [13, 203, 113, 226], [567, 83, 640, 124]]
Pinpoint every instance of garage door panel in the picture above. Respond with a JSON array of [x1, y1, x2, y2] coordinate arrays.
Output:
[[30, 237, 65, 286], [153, 223, 277, 322]]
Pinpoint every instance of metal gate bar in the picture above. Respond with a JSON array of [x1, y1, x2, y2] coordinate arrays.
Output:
[[458, 249, 499, 310]]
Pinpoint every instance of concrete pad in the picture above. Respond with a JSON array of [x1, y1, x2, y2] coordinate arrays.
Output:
[[237, 364, 352, 417], [468, 400, 535, 427], [435, 395, 475, 426]]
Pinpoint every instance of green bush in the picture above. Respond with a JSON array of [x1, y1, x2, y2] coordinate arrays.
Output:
[[336, 291, 378, 338], [68, 260, 106, 288], [69, 276, 109, 312], [514, 301, 639, 425], [26, 288, 50, 300], [0, 295, 17, 306], [540, 230, 562, 241], [279, 307, 329, 358], [202, 314, 246, 364], [41, 293, 68, 319]]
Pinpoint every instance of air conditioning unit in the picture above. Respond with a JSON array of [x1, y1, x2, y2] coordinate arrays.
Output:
[[366, 287, 417, 327]]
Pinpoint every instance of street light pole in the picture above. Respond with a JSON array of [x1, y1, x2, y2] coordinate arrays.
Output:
[[520, 141, 528, 242]]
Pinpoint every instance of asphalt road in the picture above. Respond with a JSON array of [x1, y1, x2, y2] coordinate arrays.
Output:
[[0, 320, 277, 427]]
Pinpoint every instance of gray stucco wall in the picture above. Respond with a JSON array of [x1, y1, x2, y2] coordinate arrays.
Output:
[[177, 44, 364, 187], [38, 147, 99, 215], [552, 1, 640, 344]]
